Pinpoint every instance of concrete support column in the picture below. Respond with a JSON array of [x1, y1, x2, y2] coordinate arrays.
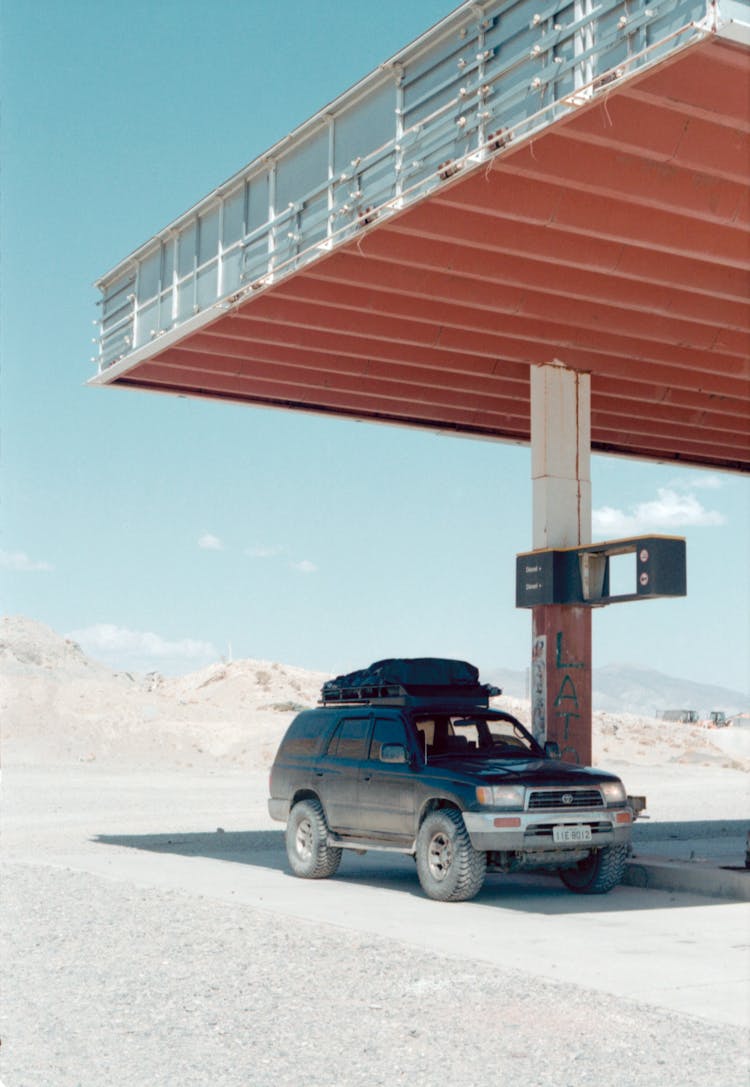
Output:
[[530, 361, 593, 765]]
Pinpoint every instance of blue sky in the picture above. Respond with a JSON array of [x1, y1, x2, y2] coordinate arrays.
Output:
[[1, 0, 748, 694]]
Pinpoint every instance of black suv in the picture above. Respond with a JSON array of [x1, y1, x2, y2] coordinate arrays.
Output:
[[268, 658, 632, 902]]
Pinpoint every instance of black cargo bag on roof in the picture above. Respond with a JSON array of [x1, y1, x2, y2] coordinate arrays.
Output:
[[371, 658, 479, 689], [321, 657, 490, 702]]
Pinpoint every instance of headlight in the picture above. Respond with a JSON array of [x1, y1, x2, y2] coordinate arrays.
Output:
[[600, 780, 626, 806], [475, 785, 526, 809]]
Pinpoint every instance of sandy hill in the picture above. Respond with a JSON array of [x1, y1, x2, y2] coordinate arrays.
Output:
[[0, 616, 327, 768], [1, 616, 747, 775], [1, 615, 110, 678]]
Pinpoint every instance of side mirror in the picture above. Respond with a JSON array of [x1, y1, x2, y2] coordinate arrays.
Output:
[[380, 743, 409, 764], [544, 740, 561, 760]]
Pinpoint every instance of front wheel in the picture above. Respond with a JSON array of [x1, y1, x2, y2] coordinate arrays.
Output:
[[416, 809, 486, 902], [286, 798, 342, 879], [558, 843, 628, 894]]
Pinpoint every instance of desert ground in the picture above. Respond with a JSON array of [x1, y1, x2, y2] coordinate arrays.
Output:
[[1, 616, 748, 1086]]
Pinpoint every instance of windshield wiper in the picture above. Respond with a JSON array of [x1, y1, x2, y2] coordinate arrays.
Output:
[[486, 744, 535, 757]]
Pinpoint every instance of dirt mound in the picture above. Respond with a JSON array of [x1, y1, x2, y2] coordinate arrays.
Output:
[[154, 657, 328, 711], [0, 615, 106, 677]]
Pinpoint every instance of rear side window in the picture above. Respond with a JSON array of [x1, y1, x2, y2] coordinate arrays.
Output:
[[369, 717, 408, 760], [282, 711, 329, 757], [326, 716, 370, 759]]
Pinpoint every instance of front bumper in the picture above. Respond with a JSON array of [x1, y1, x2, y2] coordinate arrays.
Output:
[[268, 798, 287, 822], [462, 808, 632, 852]]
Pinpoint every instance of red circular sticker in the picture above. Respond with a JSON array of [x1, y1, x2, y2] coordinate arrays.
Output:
[[639, 549, 649, 563], [640, 572, 649, 586]]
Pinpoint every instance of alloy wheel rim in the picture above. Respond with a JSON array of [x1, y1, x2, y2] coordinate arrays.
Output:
[[295, 817, 313, 860], [428, 832, 452, 881]]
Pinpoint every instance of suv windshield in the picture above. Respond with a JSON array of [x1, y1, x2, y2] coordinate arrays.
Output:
[[414, 712, 540, 760]]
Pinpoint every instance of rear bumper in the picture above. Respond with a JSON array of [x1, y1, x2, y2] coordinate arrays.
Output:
[[462, 809, 632, 852]]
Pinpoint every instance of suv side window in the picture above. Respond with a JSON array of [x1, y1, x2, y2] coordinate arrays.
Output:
[[283, 710, 331, 757], [369, 717, 408, 760], [326, 716, 370, 759]]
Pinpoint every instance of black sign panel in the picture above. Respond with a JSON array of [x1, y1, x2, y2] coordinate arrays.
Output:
[[516, 536, 686, 608]]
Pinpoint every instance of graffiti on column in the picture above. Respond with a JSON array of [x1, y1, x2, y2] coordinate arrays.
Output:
[[531, 635, 547, 746], [553, 630, 583, 763]]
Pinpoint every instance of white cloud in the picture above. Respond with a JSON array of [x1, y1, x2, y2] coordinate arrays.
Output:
[[68, 623, 219, 674], [682, 473, 723, 491], [198, 533, 224, 551], [593, 487, 726, 537], [245, 544, 284, 559], [0, 549, 53, 572], [291, 559, 317, 574]]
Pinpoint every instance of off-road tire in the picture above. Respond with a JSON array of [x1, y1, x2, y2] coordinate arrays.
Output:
[[558, 843, 628, 894], [415, 808, 486, 902], [286, 798, 342, 879]]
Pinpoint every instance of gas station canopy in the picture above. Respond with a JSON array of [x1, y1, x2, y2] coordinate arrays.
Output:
[[93, 0, 750, 473]]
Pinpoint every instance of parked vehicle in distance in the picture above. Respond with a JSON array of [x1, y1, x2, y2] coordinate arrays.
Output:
[[662, 709, 700, 723], [268, 658, 633, 902], [662, 709, 733, 727]]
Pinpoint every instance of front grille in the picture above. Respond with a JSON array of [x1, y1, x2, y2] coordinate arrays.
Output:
[[527, 788, 603, 810], [525, 820, 611, 839]]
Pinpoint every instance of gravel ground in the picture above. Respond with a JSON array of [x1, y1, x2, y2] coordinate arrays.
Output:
[[3, 624, 748, 1085], [2, 860, 748, 1087]]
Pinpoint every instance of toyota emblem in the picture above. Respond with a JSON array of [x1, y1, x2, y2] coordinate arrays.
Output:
[[561, 793, 574, 805]]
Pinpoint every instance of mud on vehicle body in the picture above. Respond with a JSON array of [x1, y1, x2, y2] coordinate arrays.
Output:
[[268, 658, 632, 902]]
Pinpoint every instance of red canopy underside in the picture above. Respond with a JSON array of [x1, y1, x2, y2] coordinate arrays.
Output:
[[113, 37, 750, 472]]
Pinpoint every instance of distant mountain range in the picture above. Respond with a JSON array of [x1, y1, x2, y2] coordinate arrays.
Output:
[[484, 663, 748, 718]]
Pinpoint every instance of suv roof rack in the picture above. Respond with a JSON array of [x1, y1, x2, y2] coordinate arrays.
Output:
[[319, 688, 500, 708], [321, 681, 408, 705]]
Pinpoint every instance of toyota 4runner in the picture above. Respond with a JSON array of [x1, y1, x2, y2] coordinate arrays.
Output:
[[268, 658, 632, 902]]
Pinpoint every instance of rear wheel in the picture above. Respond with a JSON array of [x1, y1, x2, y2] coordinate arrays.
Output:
[[286, 798, 342, 879], [558, 843, 628, 894], [416, 809, 486, 902]]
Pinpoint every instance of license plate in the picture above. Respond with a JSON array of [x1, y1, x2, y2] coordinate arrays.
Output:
[[553, 825, 592, 844]]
